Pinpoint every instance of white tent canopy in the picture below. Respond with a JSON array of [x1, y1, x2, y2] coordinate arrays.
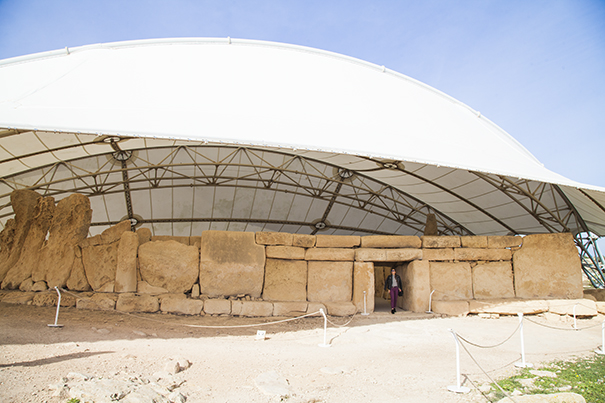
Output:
[[1, 38, 604, 238]]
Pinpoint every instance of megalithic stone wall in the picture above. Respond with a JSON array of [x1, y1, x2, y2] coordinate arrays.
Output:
[[0, 190, 588, 318]]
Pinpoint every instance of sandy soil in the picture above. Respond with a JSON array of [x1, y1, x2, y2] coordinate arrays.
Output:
[[1, 299, 603, 403]]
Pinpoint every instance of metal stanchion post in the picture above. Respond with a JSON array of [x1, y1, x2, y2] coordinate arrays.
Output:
[[47, 287, 64, 328], [426, 290, 435, 314], [447, 329, 470, 393], [596, 321, 605, 355], [318, 308, 331, 348], [361, 291, 370, 316], [573, 304, 578, 330], [514, 313, 532, 368]]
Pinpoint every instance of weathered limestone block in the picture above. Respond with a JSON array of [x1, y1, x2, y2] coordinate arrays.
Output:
[[191, 284, 200, 298], [115, 231, 139, 293], [422, 248, 454, 261], [421, 236, 460, 248], [139, 240, 199, 293], [315, 235, 360, 248], [430, 262, 472, 300], [307, 261, 353, 302], [513, 233, 583, 299], [469, 299, 548, 315], [460, 236, 487, 248], [255, 231, 293, 246], [82, 240, 119, 291], [67, 253, 91, 291], [454, 248, 511, 261], [324, 302, 357, 316], [432, 300, 470, 316], [584, 289, 605, 301], [487, 236, 523, 249], [424, 213, 438, 236], [203, 298, 231, 315], [160, 295, 204, 315], [151, 235, 191, 245], [307, 302, 326, 315], [360, 235, 421, 249], [548, 299, 597, 317], [231, 301, 273, 317], [262, 259, 307, 301], [292, 234, 315, 248], [353, 262, 374, 313], [76, 293, 117, 311], [386, 249, 423, 261], [200, 231, 265, 298], [0, 219, 16, 280], [32, 291, 76, 307], [136, 227, 152, 245], [596, 302, 605, 315], [472, 262, 514, 299], [2, 196, 54, 289], [2, 291, 35, 304], [137, 280, 169, 294], [273, 302, 309, 317], [265, 246, 305, 260], [402, 260, 431, 313], [305, 248, 354, 261], [32, 281, 48, 291], [35, 193, 92, 288], [116, 294, 159, 313], [0, 190, 41, 282], [355, 248, 387, 262], [97, 281, 114, 293], [19, 278, 33, 291]]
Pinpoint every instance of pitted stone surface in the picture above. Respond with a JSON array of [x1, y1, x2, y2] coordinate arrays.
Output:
[[305, 248, 354, 261], [472, 262, 514, 299], [139, 240, 199, 294], [82, 241, 119, 292], [307, 261, 353, 302], [315, 235, 360, 248], [292, 234, 315, 248], [487, 235, 523, 249], [255, 231, 292, 246], [430, 262, 472, 300], [513, 233, 583, 299], [353, 262, 374, 313], [115, 231, 139, 293], [199, 231, 265, 298], [36, 194, 92, 288], [421, 236, 460, 248], [116, 294, 159, 313], [402, 260, 430, 313], [262, 259, 307, 301], [360, 235, 421, 248]]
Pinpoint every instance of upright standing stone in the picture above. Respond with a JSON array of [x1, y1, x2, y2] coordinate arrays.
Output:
[[513, 233, 583, 299], [2, 196, 54, 289], [199, 231, 266, 298], [424, 213, 438, 236], [0, 219, 16, 278], [35, 193, 92, 288], [472, 262, 514, 299], [0, 190, 41, 282], [262, 259, 307, 301], [139, 240, 199, 293], [115, 231, 139, 293], [401, 260, 431, 312], [429, 262, 472, 300], [353, 262, 375, 313], [307, 261, 353, 302]]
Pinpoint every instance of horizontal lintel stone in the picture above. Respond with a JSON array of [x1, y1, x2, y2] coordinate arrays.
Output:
[[460, 236, 487, 248], [360, 235, 421, 249], [487, 236, 523, 249], [255, 232, 293, 246], [421, 236, 461, 248], [305, 248, 355, 261], [266, 246, 306, 260], [421, 248, 454, 261], [292, 234, 316, 248], [454, 248, 511, 261], [315, 235, 360, 248]]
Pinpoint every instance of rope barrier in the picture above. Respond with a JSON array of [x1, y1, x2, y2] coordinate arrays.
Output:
[[524, 316, 603, 331], [456, 322, 521, 349], [325, 312, 357, 328], [59, 287, 322, 329]]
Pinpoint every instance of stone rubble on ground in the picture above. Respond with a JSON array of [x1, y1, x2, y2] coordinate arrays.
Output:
[[48, 359, 191, 403]]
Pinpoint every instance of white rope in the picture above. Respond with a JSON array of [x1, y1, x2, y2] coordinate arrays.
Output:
[[325, 312, 357, 327], [524, 316, 603, 331], [59, 288, 322, 329], [456, 322, 521, 349]]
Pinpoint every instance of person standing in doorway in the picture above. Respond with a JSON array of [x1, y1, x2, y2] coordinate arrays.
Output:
[[384, 268, 402, 314]]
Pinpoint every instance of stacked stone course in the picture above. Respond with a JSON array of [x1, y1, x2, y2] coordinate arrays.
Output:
[[0, 190, 588, 318]]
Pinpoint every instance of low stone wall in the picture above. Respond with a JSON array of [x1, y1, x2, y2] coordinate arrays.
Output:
[[0, 190, 586, 317]]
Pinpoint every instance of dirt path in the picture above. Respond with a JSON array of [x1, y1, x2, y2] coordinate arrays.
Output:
[[1, 302, 603, 403]]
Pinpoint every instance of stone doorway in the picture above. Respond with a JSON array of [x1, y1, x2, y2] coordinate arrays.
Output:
[[373, 262, 406, 313]]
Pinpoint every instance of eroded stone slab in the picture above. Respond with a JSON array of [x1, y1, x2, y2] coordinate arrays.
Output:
[[305, 248, 354, 261], [429, 262, 472, 300], [421, 248, 454, 261], [255, 232, 292, 246], [292, 234, 315, 248], [200, 231, 265, 298], [548, 299, 597, 317], [469, 299, 548, 315], [324, 302, 357, 316], [315, 235, 360, 248], [76, 293, 117, 311], [432, 300, 469, 316], [472, 262, 514, 299], [454, 248, 511, 261], [203, 298, 231, 315], [231, 300, 273, 317], [353, 262, 374, 313], [115, 231, 139, 293], [116, 294, 159, 313], [421, 236, 460, 248], [402, 260, 430, 313], [460, 236, 487, 248], [265, 246, 305, 260], [307, 261, 353, 302], [360, 235, 421, 249], [273, 301, 308, 317], [160, 295, 204, 315], [513, 233, 583, 299], [139, 240, 199, 293], [487, 236, 523, 249], [262, 259, 307, 301]]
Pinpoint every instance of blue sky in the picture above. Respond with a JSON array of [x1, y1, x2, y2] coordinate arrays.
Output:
[[1, 0, 604, 187]]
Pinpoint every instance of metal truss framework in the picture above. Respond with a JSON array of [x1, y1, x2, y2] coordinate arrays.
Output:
[[0, 141, 602, 282]]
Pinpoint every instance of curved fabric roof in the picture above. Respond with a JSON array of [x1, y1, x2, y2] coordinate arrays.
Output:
[[1, 38, 604, 238]]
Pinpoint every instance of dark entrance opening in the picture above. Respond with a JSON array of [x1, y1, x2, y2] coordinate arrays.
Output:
[[373, 262, 406, 313]]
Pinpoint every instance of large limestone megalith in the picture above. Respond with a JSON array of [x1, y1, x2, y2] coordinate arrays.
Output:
[[199, 231, 265, 298], [139, 240, 199, 293], [80, 220, 131, 291], [34, 193, 92, 288], [2, 196, 54, 289], [0, 190, 41, 282], [513, 233, 583, 299]]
